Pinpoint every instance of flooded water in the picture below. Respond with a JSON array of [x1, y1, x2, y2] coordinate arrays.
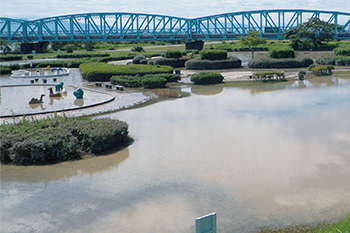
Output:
[[2, 73, 350, 232]]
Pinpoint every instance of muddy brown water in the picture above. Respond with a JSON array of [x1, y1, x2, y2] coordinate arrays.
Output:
[[2, 73, 350, 232]]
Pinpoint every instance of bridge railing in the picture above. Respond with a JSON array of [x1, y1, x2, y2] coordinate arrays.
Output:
[[1, 10, 350, 42]]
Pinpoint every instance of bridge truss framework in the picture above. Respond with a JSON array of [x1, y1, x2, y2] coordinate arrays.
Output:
[[1, 9, 350, 42]]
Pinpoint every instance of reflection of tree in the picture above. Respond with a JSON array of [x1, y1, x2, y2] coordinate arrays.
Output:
[[298, 80, 307, 89], [244, 81, 294, 95], [191, 86, 223, 96], [308, 77, 335, 87], [1, 148, 130, 183]]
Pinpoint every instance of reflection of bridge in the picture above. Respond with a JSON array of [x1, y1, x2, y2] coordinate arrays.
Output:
[[1, 9, 350, 42]]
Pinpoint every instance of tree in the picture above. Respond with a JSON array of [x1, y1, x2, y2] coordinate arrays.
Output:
[[238, 30, 266, 59], [283, 18, 342, 50], [131, 45, 144, 52], [63, 44, 75, 53], [0, 40, 11, 55]]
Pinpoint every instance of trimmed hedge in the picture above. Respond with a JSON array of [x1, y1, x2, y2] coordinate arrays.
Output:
[[56, 53, 110, 58], [185, 57, 242, 70], [0, 55, 22, 62], [334, 47, 350, 56], [165, 50, 182, 59], [99, 54, 136, 62], [268, 48, 295, 59], [80, 62, 173, 81], [316, 54, 350, 66], [0, 116, 131, 165], [111, 75, 143, 87], [248, 57, 313, 68], [146, 73, 180, 82], [200, 50, 228, 60], [141, 77, 168, 89], [0, 67, 12, 74], [0, 59, 92, 72], [191, 72, 224, 85], [148, 58, 189, 68], [133, 55, 147, 64], [110, 73, 180, 88]]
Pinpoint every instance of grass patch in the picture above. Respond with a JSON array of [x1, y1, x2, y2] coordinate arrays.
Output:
[[259, 213, 350, 233], [0, 115, 132, 165]]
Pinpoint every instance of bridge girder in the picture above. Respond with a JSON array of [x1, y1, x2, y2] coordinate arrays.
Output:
[[1, 10, 350, 42]]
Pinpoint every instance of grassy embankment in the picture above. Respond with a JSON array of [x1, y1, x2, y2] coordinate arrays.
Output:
[[259, 213, 350, 233]]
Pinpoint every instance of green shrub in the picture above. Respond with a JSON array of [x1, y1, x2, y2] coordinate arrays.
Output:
[[165, 50, 182, 58], [56, 53, 110, 58], [141, 77, 167, 89], [298, 71, 306, 80], [0, 67, 12, 74], [148, 58, 189, 68], [80, 63, 173, 81], [252, 72, 286, 82], [334, 47, 350, 56], [248, 57, 313, 68], [191, 72, 223, 85], [145, 73, 180, 82], [315, 54, 336, 65], [111, 75, 143, 87], [185, 57, 242, 70], [310, 65, 334, 75], [131, 45, 144, 52], [0, 55, 22, 62], [111, 73, 179, 87], [268, 48, 295, 59], [199, 50, 227, 60], [133, 55, 147, 64], [27, 55, 34, 59], [63, 44, 75, 53], [316, 54, 350, 66], [0, 117, 131, 165], [99, 54, 136, 62]]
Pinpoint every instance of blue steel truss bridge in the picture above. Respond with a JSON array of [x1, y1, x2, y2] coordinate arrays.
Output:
[[1, 9, 350, 43]]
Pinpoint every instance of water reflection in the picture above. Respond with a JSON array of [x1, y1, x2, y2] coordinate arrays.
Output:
[[1, 148, 129, 183], [308, 76, 336, 86], [49, 96, 62, 105], [297, 80, 307, 89], [2, 75, 350, 233], [29, 102, 46, 110], [244, 81, 295, 95], [74, 98, 84, 107], [0, 85, 113, 117], [191, 85, 223, 96]]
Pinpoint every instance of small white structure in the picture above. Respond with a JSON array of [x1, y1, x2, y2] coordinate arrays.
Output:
[[195, 213, 217, 233]]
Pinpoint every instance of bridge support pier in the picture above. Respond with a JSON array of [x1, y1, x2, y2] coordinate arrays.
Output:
[[20, 42, 49, 54], [185, 40, 204, 50]]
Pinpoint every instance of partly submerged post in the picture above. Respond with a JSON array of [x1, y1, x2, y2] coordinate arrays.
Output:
[[195, 213, 217, 233]]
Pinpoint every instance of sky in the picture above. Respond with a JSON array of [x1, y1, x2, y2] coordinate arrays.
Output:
[[1, 0, 349, 20]]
